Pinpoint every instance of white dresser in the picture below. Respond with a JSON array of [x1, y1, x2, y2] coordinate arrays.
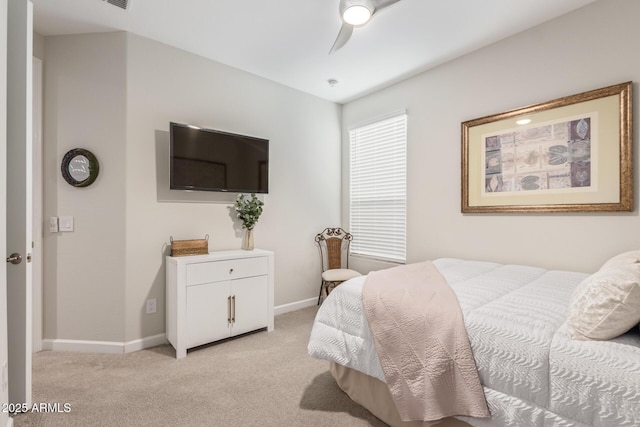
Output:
[[166, 249, 274, 359]]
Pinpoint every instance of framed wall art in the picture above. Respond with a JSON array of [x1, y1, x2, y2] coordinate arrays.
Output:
[[461, 81, 632, 213]]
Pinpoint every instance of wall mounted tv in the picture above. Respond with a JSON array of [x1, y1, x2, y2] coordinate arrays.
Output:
[[170, 122, 269, 193]]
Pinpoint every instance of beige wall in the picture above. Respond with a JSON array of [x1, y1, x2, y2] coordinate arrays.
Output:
[[43, 33, 127, 342], [41, 0, 640, 345], [344, 0, 640, 275], [123, 34, 341, 340], [42, 32, 341, 343]]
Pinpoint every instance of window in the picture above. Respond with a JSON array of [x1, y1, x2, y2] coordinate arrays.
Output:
[[349, 112, 407, 263]]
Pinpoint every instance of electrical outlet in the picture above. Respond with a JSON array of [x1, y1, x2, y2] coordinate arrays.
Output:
[[145, 298, 157, 314]]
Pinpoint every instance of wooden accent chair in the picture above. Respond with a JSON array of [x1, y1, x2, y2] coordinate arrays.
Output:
[[315, 227, 362, 304]]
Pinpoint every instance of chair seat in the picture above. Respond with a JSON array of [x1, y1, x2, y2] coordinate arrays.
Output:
[[322, 268, 362, 283]]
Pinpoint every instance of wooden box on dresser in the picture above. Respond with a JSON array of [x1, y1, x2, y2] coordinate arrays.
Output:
[[166, 249, 274, 359]]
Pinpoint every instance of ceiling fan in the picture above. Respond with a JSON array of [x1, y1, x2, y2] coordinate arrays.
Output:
[[329, 0, 402, 54]]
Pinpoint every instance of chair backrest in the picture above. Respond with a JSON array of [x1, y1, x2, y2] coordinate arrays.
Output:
[[315, 227, 353, 272]]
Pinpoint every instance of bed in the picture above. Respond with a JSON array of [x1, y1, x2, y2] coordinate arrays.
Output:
[[308, 256, 640, 426]]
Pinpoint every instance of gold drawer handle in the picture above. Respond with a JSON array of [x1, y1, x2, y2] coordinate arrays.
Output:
[[231, 295, 236, 323]]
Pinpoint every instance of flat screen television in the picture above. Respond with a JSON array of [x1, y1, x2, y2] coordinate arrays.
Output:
[[170, 122, 269, 193]]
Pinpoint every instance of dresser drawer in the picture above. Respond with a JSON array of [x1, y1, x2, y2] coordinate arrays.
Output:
[[186, 256, 268, 286]]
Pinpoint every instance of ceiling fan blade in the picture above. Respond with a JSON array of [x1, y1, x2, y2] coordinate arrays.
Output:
[[329, 22, 354, 54], [374, 0, 401, 14]]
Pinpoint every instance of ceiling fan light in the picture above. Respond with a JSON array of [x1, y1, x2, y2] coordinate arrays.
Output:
[[343, 5, 372, 25]]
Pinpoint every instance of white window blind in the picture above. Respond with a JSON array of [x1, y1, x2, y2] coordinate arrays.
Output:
[[349, 113, 407, 263]]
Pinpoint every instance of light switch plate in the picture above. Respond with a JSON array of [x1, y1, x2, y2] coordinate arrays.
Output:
[[59, 216, 74, 232], [49, 216, 59, 233]]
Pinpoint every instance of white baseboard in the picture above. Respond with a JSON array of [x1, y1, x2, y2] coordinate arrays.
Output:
[[42, 334, 168, 355], [124, 333, 168, 353], [42, 339, 124, 354], [40, 300, 317, 355], [274, 297, 316, 315]]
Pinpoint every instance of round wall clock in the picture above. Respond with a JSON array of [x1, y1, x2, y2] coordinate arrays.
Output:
[[61, 148, 99, 187]]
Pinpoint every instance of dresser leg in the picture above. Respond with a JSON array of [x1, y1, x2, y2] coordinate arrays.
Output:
[[176, 346, 186, 359]]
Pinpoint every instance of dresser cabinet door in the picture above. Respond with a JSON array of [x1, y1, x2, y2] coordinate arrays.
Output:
[[231, 275, 268, 336], [186, 281, 231, 348]]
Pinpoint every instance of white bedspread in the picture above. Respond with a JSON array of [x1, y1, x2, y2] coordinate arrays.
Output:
[[308, 258, 640, 426]]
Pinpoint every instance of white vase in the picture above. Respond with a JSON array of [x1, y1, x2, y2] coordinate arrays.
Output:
[[242, 228, 254, 250]]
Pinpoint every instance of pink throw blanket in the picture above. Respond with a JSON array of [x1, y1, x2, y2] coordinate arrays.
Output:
[[362, 261, 490, 423]]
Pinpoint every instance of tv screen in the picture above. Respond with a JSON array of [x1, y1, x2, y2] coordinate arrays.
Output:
[[170, 122, 269, 193]]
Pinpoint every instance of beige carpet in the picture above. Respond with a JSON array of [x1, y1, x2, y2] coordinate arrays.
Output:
[[13, 306, 387, 427]]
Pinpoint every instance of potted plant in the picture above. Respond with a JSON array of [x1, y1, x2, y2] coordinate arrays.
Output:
[[234, 193, 264, 250]]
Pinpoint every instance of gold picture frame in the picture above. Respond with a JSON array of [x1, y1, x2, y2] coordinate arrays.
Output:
[[462, 81, 632, 213]]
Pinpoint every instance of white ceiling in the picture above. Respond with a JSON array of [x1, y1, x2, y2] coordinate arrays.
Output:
[[31, 0, 597, 104]]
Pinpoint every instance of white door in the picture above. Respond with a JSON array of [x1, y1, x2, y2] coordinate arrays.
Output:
[[32, 56, 42, 353], [6, 0, 33, 406], [0, 0, 10, 424]]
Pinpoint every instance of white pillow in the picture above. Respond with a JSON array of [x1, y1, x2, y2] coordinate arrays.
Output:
[[567, 263, 640, 340], [600, 250, 640, 270]]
